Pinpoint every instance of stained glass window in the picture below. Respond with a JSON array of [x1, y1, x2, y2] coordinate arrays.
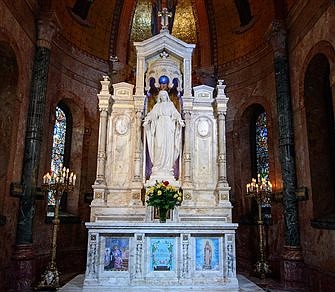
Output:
[[255, 112, 269, 180], [255, 111, 272, 224], [48, 106, 67, 206]]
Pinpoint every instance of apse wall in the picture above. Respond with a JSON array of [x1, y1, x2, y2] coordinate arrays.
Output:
[[221, 2, 335, 288], [0, 1, 36, 290], [288, 3, 335, 286]]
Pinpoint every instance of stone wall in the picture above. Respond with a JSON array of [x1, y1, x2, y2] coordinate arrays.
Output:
[[0, 1, 35, 290]]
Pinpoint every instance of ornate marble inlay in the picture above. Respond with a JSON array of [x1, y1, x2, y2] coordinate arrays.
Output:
[[95, 192, 103, 199], [132, 193, 141, 200], [184, 193, 192, 200]]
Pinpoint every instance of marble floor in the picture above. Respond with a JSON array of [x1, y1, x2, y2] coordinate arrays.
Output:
[[59, 274, 265, 291]]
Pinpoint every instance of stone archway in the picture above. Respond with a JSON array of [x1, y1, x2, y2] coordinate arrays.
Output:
[[0, 41, 18, 219], [304, 53, 335, 220]]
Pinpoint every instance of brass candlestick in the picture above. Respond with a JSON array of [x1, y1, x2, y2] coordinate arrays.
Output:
[[246, 174, 272, 279], [36, 166, 76, 290]]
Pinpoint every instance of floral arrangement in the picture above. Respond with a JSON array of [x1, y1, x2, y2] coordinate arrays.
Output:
[[146, 181, 182, 221]]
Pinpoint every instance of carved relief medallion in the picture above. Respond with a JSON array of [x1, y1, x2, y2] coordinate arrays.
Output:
[[197, 118, 210, 137], [115, 115, 129, 135]]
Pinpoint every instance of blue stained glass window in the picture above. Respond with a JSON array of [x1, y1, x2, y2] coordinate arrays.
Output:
[[48, 106, 67, 205], [255, 112, 269, 180], [255, 111, 271, 223], [51, 107, 66, 172]]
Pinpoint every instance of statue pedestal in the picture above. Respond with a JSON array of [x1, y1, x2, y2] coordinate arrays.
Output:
[[84, 222, 239, 291]]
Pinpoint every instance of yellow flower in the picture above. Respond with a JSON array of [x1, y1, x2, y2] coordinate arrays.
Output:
[[177, 197, 182, 201], [174, 194, 178, 198], [157, 190, 162, 196]]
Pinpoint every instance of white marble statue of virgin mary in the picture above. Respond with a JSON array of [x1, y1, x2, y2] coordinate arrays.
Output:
[[143, 90, 184, 182]]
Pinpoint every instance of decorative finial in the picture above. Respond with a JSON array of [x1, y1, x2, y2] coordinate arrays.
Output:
[[218, 80, 224, 86], [160, 50, 169, 59]]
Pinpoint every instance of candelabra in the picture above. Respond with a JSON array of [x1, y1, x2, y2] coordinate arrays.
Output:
[[246, 174, 272, 279], [37, 165, 76, 290]]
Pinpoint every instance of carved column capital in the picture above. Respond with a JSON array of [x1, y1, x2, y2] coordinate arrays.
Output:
[[135, 109, 143, 119], [267, 19, 287, 58], [99, 107, 110, 114], [183, 110, 192, 120], [37, 12, 61, 48], [217, 111, 226, 119]]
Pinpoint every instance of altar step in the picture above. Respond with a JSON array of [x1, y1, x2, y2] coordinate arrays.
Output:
[[59, 274, 265, 291]]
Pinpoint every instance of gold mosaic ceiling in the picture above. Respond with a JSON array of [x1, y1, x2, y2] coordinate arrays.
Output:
[[128, 0, 197, 68]]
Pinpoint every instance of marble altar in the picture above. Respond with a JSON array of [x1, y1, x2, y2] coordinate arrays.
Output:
[[84, 22, 238, 291]]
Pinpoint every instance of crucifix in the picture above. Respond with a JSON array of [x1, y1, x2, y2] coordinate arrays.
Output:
[[158, 7, 172, 32]]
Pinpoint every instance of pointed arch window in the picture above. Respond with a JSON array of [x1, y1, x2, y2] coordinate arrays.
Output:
[[250, 109, 269, 179], [48, 103, 72, 208], [305, 53, 335, 228], [255, 112, 269, 180], [250, 108, 272, 224]]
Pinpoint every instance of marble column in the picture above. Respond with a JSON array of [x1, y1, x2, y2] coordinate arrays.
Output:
[[268, 20, 304, 288], [96, 109, 108, 182], [92, 76, 111, 206], [95, 77, 111, 184], [217, 112, 227, 184], [12, 12, 59, 291], [183, 59, 192, 97], [133, 110, 143, 183], [216, 81, 231, 207], [135, 56, 145, 96], [132, 93, 145, 205], [182, 111, 192, 187], [133, 92, 145, 185]]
